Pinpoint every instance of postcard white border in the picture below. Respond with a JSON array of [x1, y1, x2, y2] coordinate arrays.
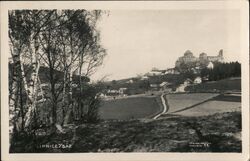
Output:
[[1, 1, 249, 161]]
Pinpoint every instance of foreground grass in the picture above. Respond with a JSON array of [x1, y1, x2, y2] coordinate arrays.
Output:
[[10, 111, 241, 153]]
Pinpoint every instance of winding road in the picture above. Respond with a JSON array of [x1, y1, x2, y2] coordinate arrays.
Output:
[[153, 93, 168, 119]]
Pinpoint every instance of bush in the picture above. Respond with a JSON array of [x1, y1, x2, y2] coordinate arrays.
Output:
[[72, 83, 101, 124]]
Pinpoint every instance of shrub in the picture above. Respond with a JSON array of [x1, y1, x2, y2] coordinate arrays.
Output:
[[72, 83, 101, 124]]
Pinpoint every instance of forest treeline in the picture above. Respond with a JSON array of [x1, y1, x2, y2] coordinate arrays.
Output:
[[9, 10, 107, 146], [201, 62, 241, 81]]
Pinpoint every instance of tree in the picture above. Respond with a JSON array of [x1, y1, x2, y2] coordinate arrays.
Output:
[[9, 9, 107, 138], [8, 10, 43, 135], [54, 10, 106, 125], [201, 62, 241, 81]]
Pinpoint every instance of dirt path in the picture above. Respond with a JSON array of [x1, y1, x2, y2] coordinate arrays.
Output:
[[153, 93, 168, 119]]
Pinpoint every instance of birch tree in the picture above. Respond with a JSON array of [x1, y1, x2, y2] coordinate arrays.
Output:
[[9, 10, 56, 133], [9, 10, 32, 136], [64, 10, 106, 123], [9, 9, 107, 137]]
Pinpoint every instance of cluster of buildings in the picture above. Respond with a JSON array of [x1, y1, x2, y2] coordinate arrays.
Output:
[[100, 49, 225, 98], [175, 49, 224, 68], [143, 49, 223, 78], [149, 81, 172, 92], [100, 88, 128, 99], [144, 68, 179, 77]]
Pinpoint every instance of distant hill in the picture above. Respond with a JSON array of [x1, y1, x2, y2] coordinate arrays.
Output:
[[101, 73, 193, 95]]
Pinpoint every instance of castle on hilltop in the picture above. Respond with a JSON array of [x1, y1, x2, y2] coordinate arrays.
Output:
[[175, 49, 224, 68]]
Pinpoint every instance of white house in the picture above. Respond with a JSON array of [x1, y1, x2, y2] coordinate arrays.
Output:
[[184, 78, 192, 86], [126, 79, 134, 84], [175, 84, 185, 93], [175, 79, 192, 93], [141, 76, 149, 80], [150, 84, 158, 88], [160, 81, 169, 87], [207, 61, 214, 69], [147, 71, 163, 76], [159, 81, 171, 91], [119, 88, 127, 95], [194, 77, 202, 84], [165, 68, 180, 75]]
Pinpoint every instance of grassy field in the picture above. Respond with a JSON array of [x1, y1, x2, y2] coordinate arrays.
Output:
[[166, 93, 219, 113], [165, 93, 241, 117], [175, 100, 241, 117], [99, 97, 162, 120], [10, 79, 242, 153], [10, 93, 241, 153], [11, 111, 241, 153], [185, 77, 241, 92]]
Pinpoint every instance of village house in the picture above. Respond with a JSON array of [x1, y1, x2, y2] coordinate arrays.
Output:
[[150, 84, 159, 90], [119, 87, 128, 96], [159, 81, 171, 91], [105, 87, 128, 97], [207, 61, 214, 69], [184, 78, 192, 86], [150, 81, 172, 92], [165, 68, 180, 75], [194, 77, 202, 84], [146, 71, 163, 76], [126, 79, 134, 84], [175, 78, 192, 93], [106, 89, 120, 96], [146, 68, 165, 76], [140, 76, 149, 80]]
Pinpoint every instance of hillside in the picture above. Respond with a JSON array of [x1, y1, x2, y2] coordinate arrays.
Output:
[[185, 77, 241, 92], [102, 74, 192, 95], [10, 111, 241, 153]]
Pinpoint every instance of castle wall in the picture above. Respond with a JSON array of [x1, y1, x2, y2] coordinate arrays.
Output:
[[175, 50, 224, 68]]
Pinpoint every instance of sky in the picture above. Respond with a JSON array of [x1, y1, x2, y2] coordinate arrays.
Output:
[[90, 10, 241, 81]]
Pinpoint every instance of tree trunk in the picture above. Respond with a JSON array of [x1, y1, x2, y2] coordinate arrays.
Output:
[[63, 49, 73, 125], [20, 56, 30, 99], [64, 69, 73, 125], [78, 54, 83, 119], [24, 35, 40, 129], [9, 44, 23, 142]]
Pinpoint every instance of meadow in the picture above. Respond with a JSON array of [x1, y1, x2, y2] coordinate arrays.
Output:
[[11, 93, 242, 153], [164, 93, 241, 117], [99, 96, 162, 120], [176, 100, 241, 117], [166, 93, 219, 113]]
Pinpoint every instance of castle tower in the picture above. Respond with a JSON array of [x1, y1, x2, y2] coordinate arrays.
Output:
[[219, 49, 223, 57], [218, 49, 224, 62], [184, 50, 193, 57], [199, 52, 207, 60]]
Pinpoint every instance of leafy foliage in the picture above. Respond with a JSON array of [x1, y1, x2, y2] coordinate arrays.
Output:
[[9, 10, 107, 149]]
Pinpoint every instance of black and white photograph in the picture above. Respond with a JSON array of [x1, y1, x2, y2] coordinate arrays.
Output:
[[1, 1, 249, 161]]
